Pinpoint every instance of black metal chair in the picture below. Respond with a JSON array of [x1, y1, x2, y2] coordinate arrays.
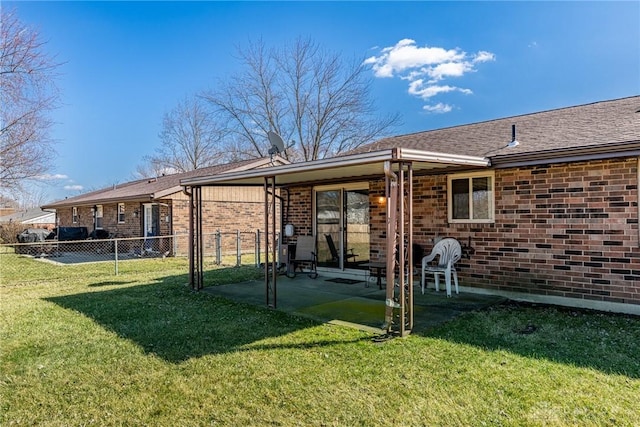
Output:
[[324, 234, 357, 264], [286, 235, 318, 278]]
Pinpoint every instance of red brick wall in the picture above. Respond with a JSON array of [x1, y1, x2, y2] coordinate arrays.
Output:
[[474, 158, 639, 305], [55, 202, 170, 237], [290, 157, 640, 308], [171, 198, 273, 253], [282, 186, 313, 238], [55, 192, 278, 257], [170, 186, 285, 258]]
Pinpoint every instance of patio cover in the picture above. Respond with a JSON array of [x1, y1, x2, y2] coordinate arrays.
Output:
[[181, 147, 489, 336], [182, 148, 488, 188]]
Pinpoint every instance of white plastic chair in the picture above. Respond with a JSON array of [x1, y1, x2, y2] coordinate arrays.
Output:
[[421, 238, 462, 297]]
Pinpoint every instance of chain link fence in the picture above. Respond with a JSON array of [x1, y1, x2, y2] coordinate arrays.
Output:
[[0, 230, 278, 278]]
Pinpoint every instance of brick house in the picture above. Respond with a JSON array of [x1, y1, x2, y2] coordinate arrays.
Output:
[[183, 96, 640, 320], [0, 208, 56, 230], [42, 157, 287, 250]]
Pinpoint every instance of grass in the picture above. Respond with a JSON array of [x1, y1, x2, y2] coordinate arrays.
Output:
[[1, 253, 639, 426]]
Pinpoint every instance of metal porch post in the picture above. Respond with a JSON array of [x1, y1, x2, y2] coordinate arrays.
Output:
[[189, 186, 204, 290], [384, 161, 398, 332], [401, 163, 413, 335], [195, 186, 204, 290], [264, 177, 277, 308], [188, 187, 194, 288], [383, 161, 414, 336], [271, 178, 277, 308]]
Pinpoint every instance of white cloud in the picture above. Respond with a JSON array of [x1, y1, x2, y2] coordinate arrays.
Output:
[[427, 61, 473, 82], [408, 82, 472, 100], [366, 39, 464, 78], [64, 185, 84, 191], [423, 103, 453, 114], [36, 173, 69, 180], [365, 39, 494, 112], [473, 51, 495, 63]]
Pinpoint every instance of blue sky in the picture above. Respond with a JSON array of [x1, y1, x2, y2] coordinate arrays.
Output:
[[9, 1, 640, 203]]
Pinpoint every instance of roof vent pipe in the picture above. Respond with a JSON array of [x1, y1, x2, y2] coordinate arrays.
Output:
[[507, 124, 519, 148]]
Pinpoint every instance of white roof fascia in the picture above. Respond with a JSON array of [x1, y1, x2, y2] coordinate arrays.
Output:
[[153, 160, 287, 198], [181, 150, 398, 186], [23, 213, 55, 224], [227, 155, 290, 172], [181, 148, 489, 187], [396, 148, 489, 166]]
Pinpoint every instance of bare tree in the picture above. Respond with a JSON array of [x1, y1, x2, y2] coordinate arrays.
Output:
[[202, 37, 400, 162], [15, 185, 48, 209], [0, 9, 61, 193], [131, 162, 175, 180], [143, 94, 227, 174]]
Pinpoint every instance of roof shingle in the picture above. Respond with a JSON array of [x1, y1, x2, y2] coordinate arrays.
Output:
[[347, 96, 640, 159], [43, 157, 279, 208]]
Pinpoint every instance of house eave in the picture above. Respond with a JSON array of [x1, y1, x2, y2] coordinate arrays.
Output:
[[181, 148, 489, 187], [490, 140, 640, 168], [153, 187, 182, 199], [42, 194, 157, 210]]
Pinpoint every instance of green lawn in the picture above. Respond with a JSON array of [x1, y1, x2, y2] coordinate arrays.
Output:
[[1, 253, 639, 426]]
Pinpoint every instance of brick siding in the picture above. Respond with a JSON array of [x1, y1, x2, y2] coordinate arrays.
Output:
[[55, 190, 278, 257], [281, 186, 313, 239], [289, 157, 640, 307], [55, 202, 171, 237]]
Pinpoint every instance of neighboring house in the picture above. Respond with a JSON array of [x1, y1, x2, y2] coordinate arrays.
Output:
[[0, 208, 56, 230], [42, 157, 288, 244], [0, 197, 20, 217], [182, 96, 640, 317]]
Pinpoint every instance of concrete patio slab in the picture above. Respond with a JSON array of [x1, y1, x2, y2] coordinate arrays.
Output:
[[204, 273, 506, 334]]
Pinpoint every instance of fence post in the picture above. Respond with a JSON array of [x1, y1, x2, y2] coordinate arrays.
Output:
[[255, 229, 260, 268], [215, 229, 221, 265], [114, 239, 119, 276], [236, 230, 241, 266], [173, 234, 178, 257]]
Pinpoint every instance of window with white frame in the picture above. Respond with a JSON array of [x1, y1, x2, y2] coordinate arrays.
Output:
[[117, 203, 125, 223], [95, 205, 104, 229], [72, 207, 78, 223], [447, 171, 495, 223]]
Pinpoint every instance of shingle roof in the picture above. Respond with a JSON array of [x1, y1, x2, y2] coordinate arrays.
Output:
[[0, 208, 56, 224], [42, 157, 282, 209], [347, 96, 640, 160]]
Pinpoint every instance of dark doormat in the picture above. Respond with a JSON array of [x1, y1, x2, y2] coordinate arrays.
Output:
[[326, 278, 364, 285]]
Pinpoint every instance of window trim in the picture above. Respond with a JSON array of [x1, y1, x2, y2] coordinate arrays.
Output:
[[72, 207, 78, 224], [447, 170, 495, 224], [117, 203, 125, 223], [95, 204, 104, 229]]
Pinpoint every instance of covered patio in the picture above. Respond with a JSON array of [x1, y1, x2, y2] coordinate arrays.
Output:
[[203, 272, 506, 334], [182, 148, 490, 337]]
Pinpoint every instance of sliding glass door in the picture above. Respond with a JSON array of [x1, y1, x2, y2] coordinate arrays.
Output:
[[315, 185, 370, 269], [345, 189, 370, 268]]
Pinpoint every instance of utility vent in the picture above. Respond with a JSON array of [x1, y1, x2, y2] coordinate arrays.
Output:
[[148, 178, 157, 183], [507, 124, 519, 148]]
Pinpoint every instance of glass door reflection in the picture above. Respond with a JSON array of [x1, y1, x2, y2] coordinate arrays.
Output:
[[315, 187, 369, 269]]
